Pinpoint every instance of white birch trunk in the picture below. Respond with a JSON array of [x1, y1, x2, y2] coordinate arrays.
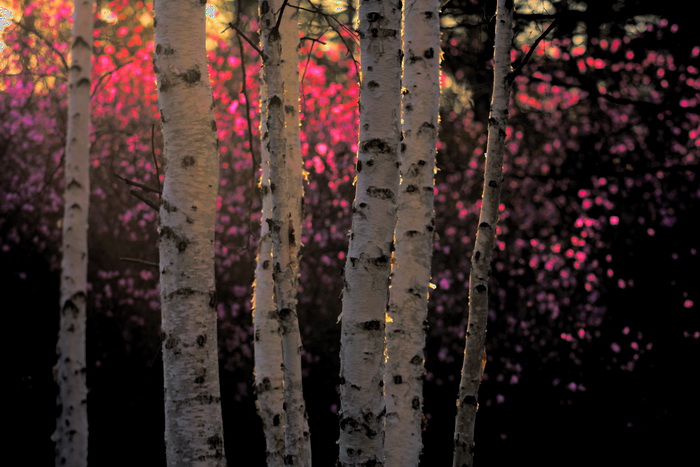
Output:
[[253, 87, 287, 467], [452, 1, 513, 466], [338, 0, 402, 464], [154, 1, 226, 464], [260, 1, 311, 464], [53, 1, 93, 465], [383, 0, 440, 465]]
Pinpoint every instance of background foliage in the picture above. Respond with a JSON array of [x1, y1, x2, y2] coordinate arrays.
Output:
[[2, 0, 698, 465]]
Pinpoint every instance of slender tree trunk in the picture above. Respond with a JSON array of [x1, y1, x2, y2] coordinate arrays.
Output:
[[253, 80, 287, 467], [338, 0, 402, 464], [452, 1, 513, 466], [260, 1, 311, 464], [154, 1, 226, 464], [383, 0, 440, 465], [253, 83, 286, 466], [53, 1, 93, 465]]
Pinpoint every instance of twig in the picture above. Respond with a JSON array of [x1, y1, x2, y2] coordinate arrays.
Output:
[[236, 36, 259, 172], [273, 0, 290, 33], [237, 32, 260, 258], [11, 19, 70, 72], [223, 22, 263, 57], [129, 188, 160, 211], [114, 172, 161, 194], [91, 59, 133, 97], [301, 36, 326, 45], [120, 257, 159, 268], [508, 18, 558, 84], [151, 124, 161, 194]]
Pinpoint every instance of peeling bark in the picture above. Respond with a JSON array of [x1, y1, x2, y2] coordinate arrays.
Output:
[[339, 0, 402, 464], [53, 1, 93, 465], [452, 1, 514, 466], [383, 0, 440, 465], [154, 1, 226, 464]]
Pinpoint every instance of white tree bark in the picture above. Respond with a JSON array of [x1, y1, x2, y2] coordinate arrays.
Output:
[[260, 1, 311, 465], [338, 0, 402, 464], [453, 1, 513, 466], [154, 1, 226, 464], [253, 84, 287, 466], [383, 0, 440, 465], [53, 1, 93, 465]]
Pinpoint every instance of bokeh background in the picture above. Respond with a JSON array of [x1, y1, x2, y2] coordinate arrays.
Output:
[[2, 0, 698, 465]]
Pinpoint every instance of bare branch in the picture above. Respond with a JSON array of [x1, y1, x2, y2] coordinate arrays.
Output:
[[129, 188, 160, 211], [508, 18, 558, 84], [11, 19, 69, 72], [301, 36, 326, 45], [120, 257, 159, 268], [91, 59, 133, 97], [151, 124, 161, 194], [223, 22, 263, 57], [114, 172, 161, 194]]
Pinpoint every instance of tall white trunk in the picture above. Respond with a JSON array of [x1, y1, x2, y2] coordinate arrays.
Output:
[[260, 1, 311, 464], [154, 1, 226, 464], [253, 87, 287, 466], [452, 1, 513, 466], [338, 0, 402, 464], [383, 0, 440, 465], [53, 1, 93, 465]]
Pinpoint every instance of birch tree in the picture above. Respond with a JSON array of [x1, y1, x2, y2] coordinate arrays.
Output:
[[252, 82, 286, 465], [338, 0, 402, 464], [383, 0, 440, 464], [453, 1, 514, 465], [53, 1, 93, 465], [154, 1, 226, 464], [260, 0, 311, 464]]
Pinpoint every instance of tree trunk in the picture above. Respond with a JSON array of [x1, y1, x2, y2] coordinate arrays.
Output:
[[452, 1, 513, 466], [383, 0, 440, 465], [260, 1, 311, 464], [253, 82, 286, 466], [53, 1, 93, 465], [338, 0, 402, 464], [154, 1, 226, 464]]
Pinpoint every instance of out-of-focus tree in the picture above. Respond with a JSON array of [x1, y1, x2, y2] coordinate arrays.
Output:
[[53, 1, 94, 465]]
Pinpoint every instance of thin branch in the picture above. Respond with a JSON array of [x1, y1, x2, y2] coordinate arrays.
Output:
[[236, 33, 259, 258], [440, 0, 456, 12], [120, 257, 159, 268], [151, 124, 161, 194], [223, 22, 263, 57], [129, 188, 160, 211], [11, 19, 70, 72], [114, 172, 161, 194], [236, 36, 259, 173], [91, 59, 133, 97], [301, 36, 326, 45], [508, 18, 558, 83], [274, 0, 290, 33]]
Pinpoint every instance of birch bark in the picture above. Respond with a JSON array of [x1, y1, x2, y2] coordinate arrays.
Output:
[[53, 1, 93, 465], [260, 1, 311, 464], [383, 0, 440, 465], [338, 0, 402, 464], [253, 81, 286, 466], [154, 1, 226, 464], [452, 1, 514, 466]]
